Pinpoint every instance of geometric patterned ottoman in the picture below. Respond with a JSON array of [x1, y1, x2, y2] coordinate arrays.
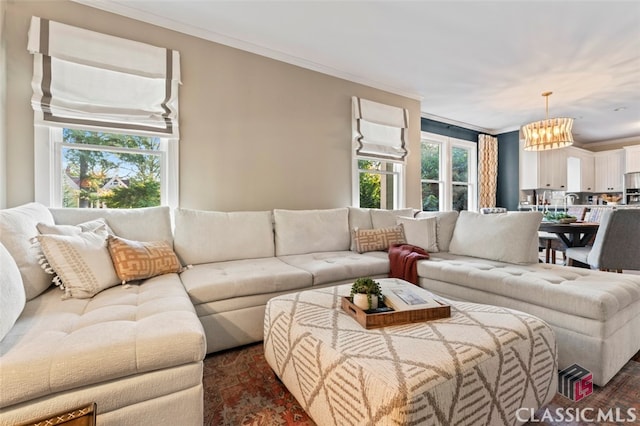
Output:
[[264, 278, 557, 425]]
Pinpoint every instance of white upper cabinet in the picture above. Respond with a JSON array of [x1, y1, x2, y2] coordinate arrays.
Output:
[[566, 147, 595, 192], [594, 149, 624, 192], [624, 145, 640, 173], [519, 139, 569, 190]]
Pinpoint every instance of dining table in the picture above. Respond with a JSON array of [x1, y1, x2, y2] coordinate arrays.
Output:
[[538, 221, 600, 248]]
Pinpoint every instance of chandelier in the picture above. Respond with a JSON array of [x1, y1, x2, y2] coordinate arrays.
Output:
[[522, 92, 574, 151]]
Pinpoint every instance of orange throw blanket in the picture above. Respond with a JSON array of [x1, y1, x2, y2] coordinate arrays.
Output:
[[388, 244, 430, 285]]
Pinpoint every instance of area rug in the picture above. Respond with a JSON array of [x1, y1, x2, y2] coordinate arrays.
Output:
[[203, 345, 640, 425]]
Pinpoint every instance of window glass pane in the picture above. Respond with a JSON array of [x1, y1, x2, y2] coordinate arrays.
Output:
[[421, 143, 440, 180], [421, 182, 439, 211], [62, 134, 161, 209], [452, 184, 468, 211], [452, 146, 469, 182], [358, 159, 395, 209]]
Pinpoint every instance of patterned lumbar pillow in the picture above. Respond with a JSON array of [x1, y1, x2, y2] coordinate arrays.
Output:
[[36, 227, 120, 299], [352, 225, 406, 253], [107, 236, 182, 283]]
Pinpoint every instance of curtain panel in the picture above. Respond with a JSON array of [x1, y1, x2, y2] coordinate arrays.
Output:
[[478, 134, 498, 208], [352, 97, 408, 162], [28, 17, 180, 137]]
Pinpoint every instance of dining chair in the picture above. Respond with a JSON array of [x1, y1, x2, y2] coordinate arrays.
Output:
[[565, 209, 640, 272], [539, 206, 587, 264]]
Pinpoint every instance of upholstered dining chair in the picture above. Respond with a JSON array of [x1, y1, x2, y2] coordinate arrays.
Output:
[[565, 209, 640, 272]]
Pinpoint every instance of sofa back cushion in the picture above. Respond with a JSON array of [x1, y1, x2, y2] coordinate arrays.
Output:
[[0, 242, 26, 341], [50, 206, 173, 246], [370, 208, 415, 228], [414, 211, 459, 252], [449, 211, 542, 264], [174, 209, 274, 264], [0, 202, 55, 300], [274, 208, 350, 256]]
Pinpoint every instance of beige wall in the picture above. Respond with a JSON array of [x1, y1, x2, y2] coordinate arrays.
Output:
[[4, 0, 422, 211], [1, 0, 7, 209]]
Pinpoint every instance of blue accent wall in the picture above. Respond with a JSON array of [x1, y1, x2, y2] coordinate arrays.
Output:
[[421, 118, 480, 142], [496, 130, 520, 211], [421, 117, 521, 211]]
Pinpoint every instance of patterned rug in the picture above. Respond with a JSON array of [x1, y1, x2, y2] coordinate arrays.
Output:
[[204, 345, 640, 425]]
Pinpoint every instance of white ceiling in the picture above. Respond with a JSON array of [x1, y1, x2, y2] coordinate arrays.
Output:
[[76, 0, 640, 145]]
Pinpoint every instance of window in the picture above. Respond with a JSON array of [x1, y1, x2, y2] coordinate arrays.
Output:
[[36, 127, 178, 209], [358, 159, 402, 209], [28, 17, 180, 208], [352, 97, 408, 208], [421, 132, 477, 211], [54, 129, 172, 208]]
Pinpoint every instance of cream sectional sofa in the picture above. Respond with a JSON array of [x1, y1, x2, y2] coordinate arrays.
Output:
[[1, 203, 639, 425]]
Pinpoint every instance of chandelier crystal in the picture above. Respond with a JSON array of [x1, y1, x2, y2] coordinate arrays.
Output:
[[522, 92, 574, 151]]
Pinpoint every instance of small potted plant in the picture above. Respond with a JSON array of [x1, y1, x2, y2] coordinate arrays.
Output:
[[351, 277, 382, 311]]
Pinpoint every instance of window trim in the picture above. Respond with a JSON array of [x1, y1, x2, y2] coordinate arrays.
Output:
[[34, 126, 179, 209], [420, 131, 477, 212]]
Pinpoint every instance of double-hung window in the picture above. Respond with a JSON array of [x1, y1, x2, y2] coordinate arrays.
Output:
[[421, 132, 477, 211], [352, 97, 408, 209], [28, 17, 180, 208]]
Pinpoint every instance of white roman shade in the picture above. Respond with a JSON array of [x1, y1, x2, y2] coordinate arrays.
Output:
[[352, 97, 408, 161], [28, 17, 180, 137]]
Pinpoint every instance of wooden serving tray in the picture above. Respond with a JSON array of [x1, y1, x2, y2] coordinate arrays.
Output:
[[341, 296, 450, 329]]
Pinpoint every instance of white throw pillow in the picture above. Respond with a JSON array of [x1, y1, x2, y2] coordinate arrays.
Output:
[[0, 202, 55, 300], [36, 228, 120, 299], [414, 211, 459, 252], [448, 211, 542, 264], [0, 242, 26, 341], [37, 218, 113, 236], [396, 216, 439, 252]]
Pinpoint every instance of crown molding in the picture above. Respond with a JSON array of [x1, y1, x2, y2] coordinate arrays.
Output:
[[71, 0, 423, 102], [581, 135, 640, 149]]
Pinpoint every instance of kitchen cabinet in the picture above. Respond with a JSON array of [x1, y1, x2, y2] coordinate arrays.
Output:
[[566, 147, 595, 192], [539, 149, 567, 189], [519, 140, 568, 190], [594, 149, 624, 192], [624, 145, 640, 173]]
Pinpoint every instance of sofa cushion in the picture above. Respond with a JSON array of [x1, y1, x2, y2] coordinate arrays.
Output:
[[278, 251, 390, 285], [49, 206, 173, 246], [370, 208, 415, 228], [396, 216, 438, 252], [107, 236, 182, 283], [418, 253, 640, 322], [173, 209, 274, 265], [448, 211, 542, 264], [0, 273, 205, 408], [0, 242, 26, 341], [274, 208, 350, 256], [352, 225, 406, 253], [179, 258, 313, 304], [36, 228, 120, 299], [0, 202, 55, 300], [414, 211, 459, 252]]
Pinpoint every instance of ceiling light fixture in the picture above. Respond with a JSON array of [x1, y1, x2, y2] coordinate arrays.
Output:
[[522, 91, 574, 151]]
